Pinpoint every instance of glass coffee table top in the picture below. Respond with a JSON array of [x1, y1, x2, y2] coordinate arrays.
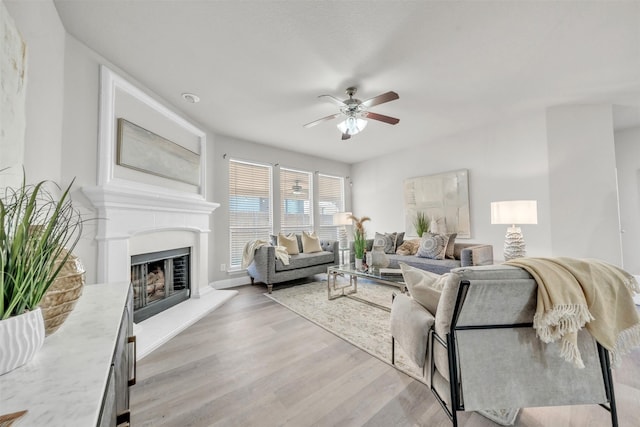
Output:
[[327, 263, 406, 310]]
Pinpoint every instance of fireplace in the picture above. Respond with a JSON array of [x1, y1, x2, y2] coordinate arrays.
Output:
[[131, 247, 191, 322]]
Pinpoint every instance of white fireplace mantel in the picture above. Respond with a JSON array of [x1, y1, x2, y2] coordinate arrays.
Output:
[[83, 183, 219, 296]]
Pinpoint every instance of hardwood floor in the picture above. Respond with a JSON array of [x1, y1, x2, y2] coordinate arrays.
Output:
[[131, 284, 640, 427]]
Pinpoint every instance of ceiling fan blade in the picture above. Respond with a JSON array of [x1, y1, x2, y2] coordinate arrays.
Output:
[[341, 132, 351, 141], [360, 91, 399, 108], [364, 111, 400, 125], [318, 94, 346, 106], [303, 112, 342, 128]]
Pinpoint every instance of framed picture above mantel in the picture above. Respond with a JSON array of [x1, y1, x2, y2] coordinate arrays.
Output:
[[116, 118, 201, 186], [403, 169, 471, 238]]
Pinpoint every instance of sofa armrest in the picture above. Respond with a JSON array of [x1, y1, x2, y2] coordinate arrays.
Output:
[[246, 245, 276, 283], [459, 244, 494, 267], [320, 240, 340, 265]]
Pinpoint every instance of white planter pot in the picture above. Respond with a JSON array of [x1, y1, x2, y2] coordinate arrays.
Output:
[[355, 258, 363, 271], [0, 308, 45, 376]]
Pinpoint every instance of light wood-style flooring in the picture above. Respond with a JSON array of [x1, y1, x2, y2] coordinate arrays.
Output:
[[131, 284, 640, 427]]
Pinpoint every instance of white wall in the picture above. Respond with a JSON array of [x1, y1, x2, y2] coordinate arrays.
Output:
[[211, 134, 351, 286], [546, 105, 622, 265], [4, 0, 65, 183], [351, 112, 552, 262], [615, 126, 640, 274]]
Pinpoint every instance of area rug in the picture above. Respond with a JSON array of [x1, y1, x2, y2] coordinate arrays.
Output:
[[266, 279, 519, 426]]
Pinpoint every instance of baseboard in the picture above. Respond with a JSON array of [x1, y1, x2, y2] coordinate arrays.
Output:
[[211, 275, 251, 289]]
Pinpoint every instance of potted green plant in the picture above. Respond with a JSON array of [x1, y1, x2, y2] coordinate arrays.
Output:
[[413, 211, 430, 237], [348, 214, 370, 270], [0, 171, 83, 375]]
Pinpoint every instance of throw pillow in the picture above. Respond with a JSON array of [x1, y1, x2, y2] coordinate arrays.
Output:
[[395, 239, 420, 256], [445, 233, 457, 260], [399, 262, 447, 313], [395, 232, 405, 250], [374, 232, 397, 254], [416, 233, 449, 260], [277, 233, 299, 255], [301, 231, 323, 253]]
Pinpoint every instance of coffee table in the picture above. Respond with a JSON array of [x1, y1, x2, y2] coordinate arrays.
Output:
[[327, 263, 406, 310]]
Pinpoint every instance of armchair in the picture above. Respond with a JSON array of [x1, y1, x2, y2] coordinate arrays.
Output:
[[391, 264, 618, 427]]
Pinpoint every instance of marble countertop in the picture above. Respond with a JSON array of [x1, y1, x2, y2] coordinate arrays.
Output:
[[0, 282, 130, 427]]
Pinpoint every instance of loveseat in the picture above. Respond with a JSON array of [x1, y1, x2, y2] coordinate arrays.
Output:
[[247, 236, 339, 293], [350, 234, 494, 275]]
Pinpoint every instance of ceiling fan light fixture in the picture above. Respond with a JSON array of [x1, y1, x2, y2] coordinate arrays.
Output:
[[337, 116, 367, 136]]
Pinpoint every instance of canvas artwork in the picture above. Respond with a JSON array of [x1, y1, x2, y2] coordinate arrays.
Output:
[[0, 2, 28, 189], [116, 118, 201, 186], [404, 169, 471, 238]]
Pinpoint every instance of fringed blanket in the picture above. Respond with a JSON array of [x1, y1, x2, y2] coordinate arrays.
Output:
[[241, 240, 290, 269], [505, 257, 640, 368]]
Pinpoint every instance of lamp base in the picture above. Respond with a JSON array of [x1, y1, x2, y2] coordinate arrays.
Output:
[[504, 226, 526, 261], [337, 226, 348, 249]]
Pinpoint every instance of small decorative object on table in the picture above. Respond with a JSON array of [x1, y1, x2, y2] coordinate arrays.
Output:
[[349, 214, 370, 271], [370, 245, 390, 268]]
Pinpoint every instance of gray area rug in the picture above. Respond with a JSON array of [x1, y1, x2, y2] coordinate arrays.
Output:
[[266, 280, 519, 426]]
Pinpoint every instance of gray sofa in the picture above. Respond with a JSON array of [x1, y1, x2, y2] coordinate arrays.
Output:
[[247, 239, 339, 293], [351, 238, 494, 275]]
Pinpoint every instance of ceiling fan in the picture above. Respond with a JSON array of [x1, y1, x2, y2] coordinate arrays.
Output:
[[303, 87, 400, 140], [291, 180, 306, 195]]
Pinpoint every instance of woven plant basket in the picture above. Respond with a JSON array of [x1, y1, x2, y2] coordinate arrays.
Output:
[[39, 250, 85, 336]]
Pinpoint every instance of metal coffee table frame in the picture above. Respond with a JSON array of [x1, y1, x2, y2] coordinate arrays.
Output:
[[327, 264, 406, 311]]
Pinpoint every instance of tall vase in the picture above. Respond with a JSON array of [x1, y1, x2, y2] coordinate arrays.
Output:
[[354, 258, 364, 271], [370, 245, 390, 268], [0, 308, 45, 376]]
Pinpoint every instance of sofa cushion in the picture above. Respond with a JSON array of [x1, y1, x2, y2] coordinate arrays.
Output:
[[374, 232, 397, 254], [400, 263, 446, 313], [417, 233, 450, 260], [301, 231, 323, 253], [388, 254, 461, 275], [278, 233, 299, 255], [275, 251, 335, 271], [395, 232, 405, 250]]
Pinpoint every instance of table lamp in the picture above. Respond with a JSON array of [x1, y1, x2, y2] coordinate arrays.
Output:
[[490, 200, 537, 260], [333, 212, 353, 249]]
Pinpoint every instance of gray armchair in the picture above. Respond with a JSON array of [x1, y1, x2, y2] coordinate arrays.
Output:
[[391, 264, 618, 427]]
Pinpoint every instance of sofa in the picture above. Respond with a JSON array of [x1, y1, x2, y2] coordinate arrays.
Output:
[[350, 233, 494, 275], [247, 236, 339, 293], [390, 263, 622, 426]]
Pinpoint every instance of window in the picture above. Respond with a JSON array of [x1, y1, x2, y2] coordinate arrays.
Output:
[[228, 159, 272, 268], [280, 168, 312, 235], [317, 174, 345, 240]]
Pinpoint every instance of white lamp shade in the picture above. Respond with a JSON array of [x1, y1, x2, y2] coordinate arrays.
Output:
[[332, 211, 353, 226], [491, 200, 538, 225], [337, 117, 367, 135]]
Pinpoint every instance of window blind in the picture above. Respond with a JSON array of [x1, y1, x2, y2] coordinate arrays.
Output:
[[317, 174, 345, 240], [228, 159, 272, 268], [280, 168, 313, 234]]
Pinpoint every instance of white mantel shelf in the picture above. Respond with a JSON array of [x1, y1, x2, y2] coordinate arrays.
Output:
[[0, 282, 130, 427], [82, 183, 219, 290]]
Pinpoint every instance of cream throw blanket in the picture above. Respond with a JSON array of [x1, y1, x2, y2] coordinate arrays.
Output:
[[241, 240, 290, 269], [505, 257, 640, 368]]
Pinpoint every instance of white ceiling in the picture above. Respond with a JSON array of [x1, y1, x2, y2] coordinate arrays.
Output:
[[52, 0, 640, 164]]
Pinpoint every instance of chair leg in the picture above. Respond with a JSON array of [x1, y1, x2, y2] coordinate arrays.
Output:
[[391, 336, 395, 365]]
